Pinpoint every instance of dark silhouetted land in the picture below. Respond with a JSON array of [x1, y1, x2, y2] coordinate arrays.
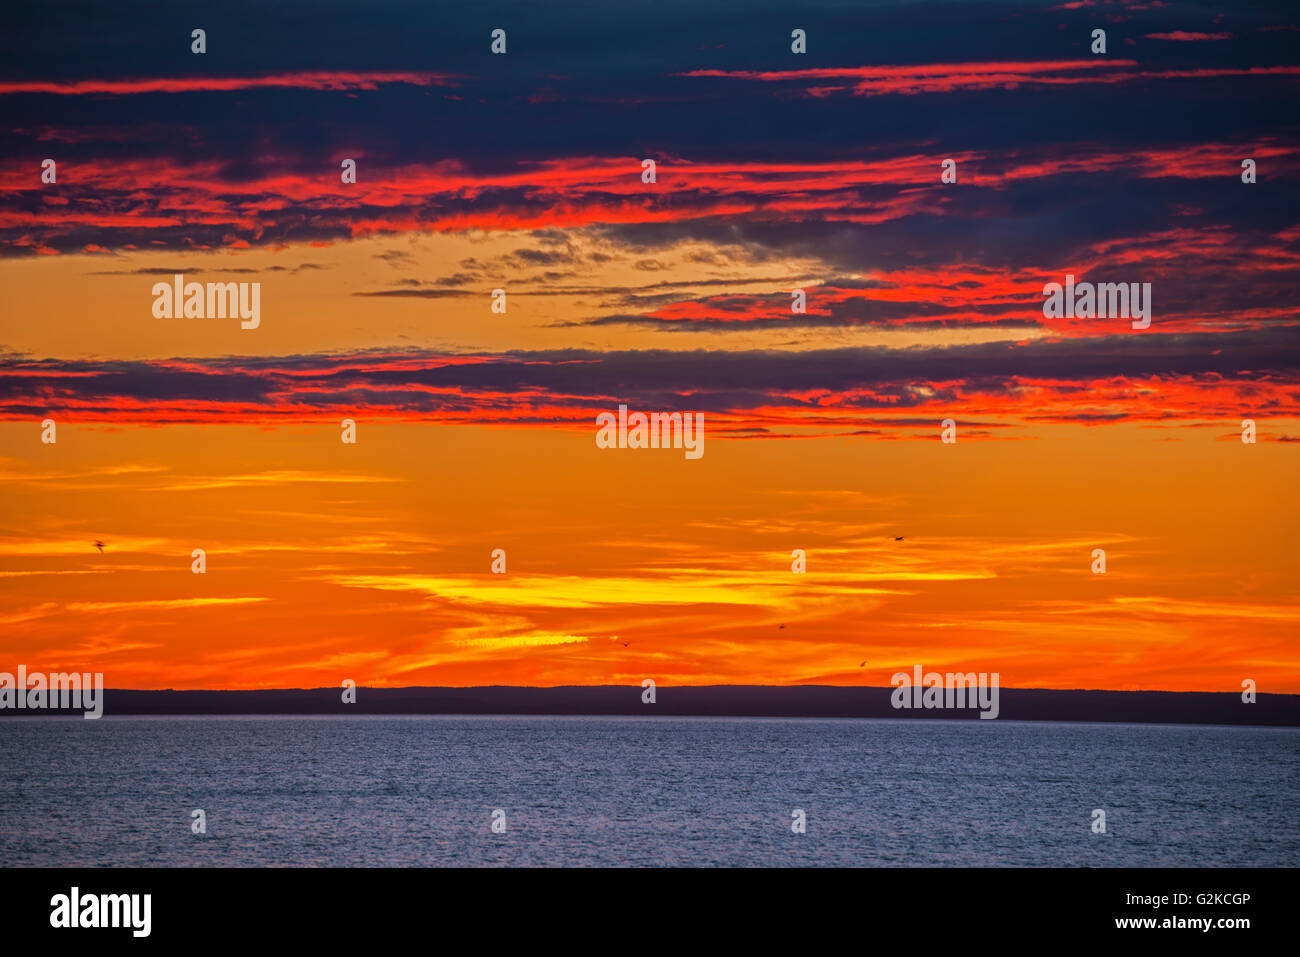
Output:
[[5, 685, 1298, 726]]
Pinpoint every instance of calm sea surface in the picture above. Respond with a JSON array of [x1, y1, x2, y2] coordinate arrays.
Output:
[[1, 716, 1296, 866]]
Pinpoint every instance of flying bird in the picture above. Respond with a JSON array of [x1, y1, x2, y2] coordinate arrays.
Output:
[[893, 536, 904, 541], [859, 661, 866, 667], [93, 540, 105, 553], [778, 624, 785, 629]]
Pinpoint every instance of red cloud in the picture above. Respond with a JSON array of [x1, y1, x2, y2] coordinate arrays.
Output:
[[0, 71, 458, 96], [1145, 32, 1232, 41], [681, 60, 1300, 97]]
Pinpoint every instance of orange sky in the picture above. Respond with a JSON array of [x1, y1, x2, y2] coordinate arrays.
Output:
[[2, 36, 1297, 694], [1, 402, 1295, 691]]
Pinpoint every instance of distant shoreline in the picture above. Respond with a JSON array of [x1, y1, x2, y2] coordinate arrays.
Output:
[[3, 685, 1297, 726]]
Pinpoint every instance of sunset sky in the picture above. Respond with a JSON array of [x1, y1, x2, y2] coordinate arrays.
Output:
[[1, 0, 1297, 692]]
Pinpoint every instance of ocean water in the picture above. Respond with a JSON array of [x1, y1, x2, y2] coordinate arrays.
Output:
[[0, 715, 1295, 867]]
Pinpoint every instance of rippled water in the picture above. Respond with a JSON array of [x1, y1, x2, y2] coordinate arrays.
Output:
[[1, 715, 1295, 866]]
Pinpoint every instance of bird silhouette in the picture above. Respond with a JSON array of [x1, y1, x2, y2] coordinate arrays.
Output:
[[778, 624, 785, 629], [858, 661, 866, 667], [893, 536, 904, 541], [93, 540, 105, 553], [622, 642, 630, 647]]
